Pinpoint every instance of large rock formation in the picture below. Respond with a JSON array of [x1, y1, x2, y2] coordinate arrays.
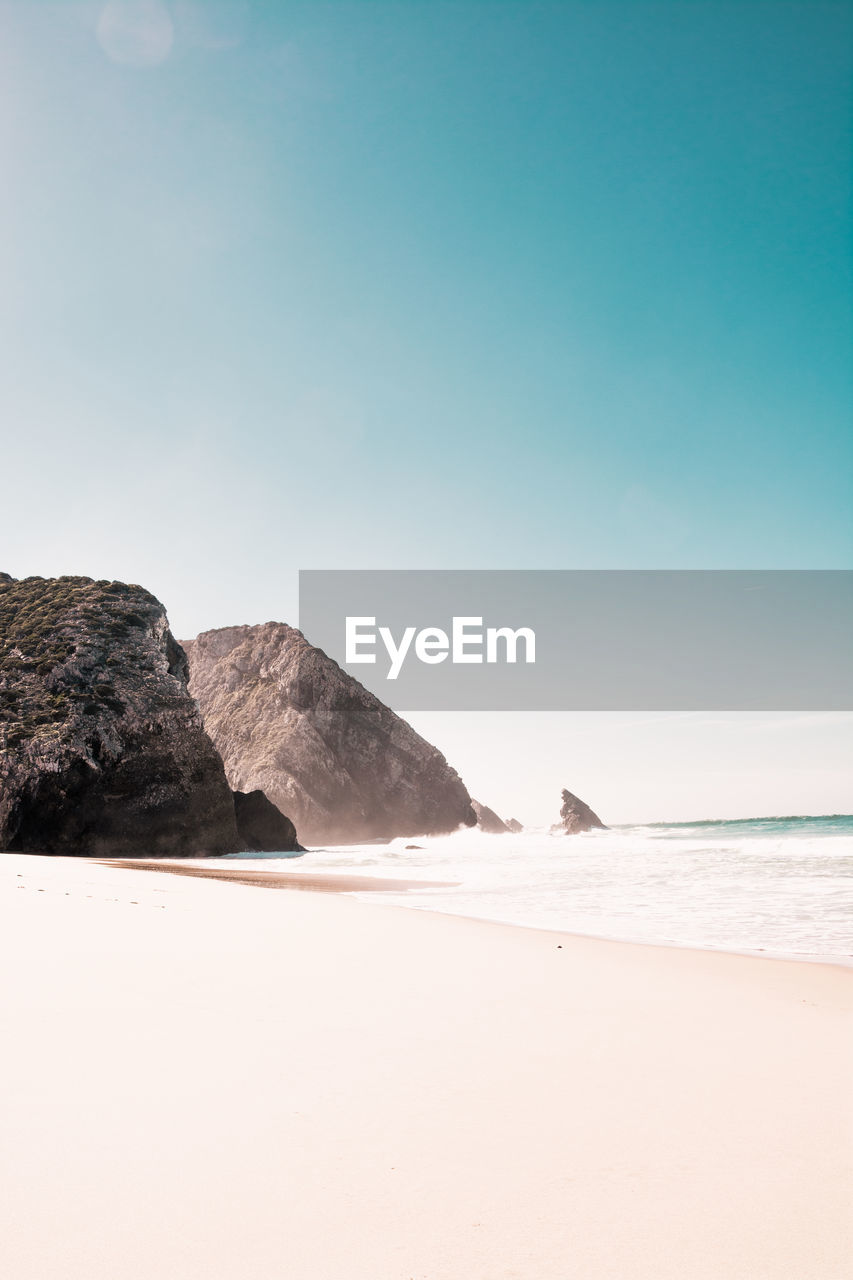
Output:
[[557, 788, 607, 835], [505, 817, 523, 834], [0, 575, 245, 857], [184, 623, 477, 846], [471, 800, 509, 834]]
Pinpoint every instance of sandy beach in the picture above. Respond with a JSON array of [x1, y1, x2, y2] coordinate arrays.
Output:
[[1, 854, 850, 1280]]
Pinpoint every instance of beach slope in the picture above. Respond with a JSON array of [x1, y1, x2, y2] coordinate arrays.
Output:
[[1, 855, 850, 1280]]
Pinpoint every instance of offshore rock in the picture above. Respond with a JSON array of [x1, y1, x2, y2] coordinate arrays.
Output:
[[558, 788, 607, 835], [0, 575, 244, 857], [184, 623, 477, 846], [472, 800, 509, 834], [505, 817, 523, 833], [233, 789, 303, 854]]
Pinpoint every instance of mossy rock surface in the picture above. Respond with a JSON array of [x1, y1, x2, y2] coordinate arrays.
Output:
[[0, 574, 243, 857]]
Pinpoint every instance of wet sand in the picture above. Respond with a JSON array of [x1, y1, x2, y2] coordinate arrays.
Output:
[[100, 857, 456, 894]]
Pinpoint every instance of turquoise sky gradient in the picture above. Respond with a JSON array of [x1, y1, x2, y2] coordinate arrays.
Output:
[[2, 2, 851, 820], [1, 1, 850, 638]]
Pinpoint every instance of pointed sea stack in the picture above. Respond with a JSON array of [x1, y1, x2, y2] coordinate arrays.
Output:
[[557, 788, 607, 834]]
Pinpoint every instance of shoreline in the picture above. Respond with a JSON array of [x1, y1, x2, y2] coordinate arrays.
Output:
[[104, 854, 853, 971], [356, 895, 853, 971]]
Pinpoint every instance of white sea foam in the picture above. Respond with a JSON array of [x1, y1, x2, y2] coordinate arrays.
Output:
[[224, 815, 853, 963]]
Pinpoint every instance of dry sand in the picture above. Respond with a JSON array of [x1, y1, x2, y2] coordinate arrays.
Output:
[[1, 853, 850, 1280]]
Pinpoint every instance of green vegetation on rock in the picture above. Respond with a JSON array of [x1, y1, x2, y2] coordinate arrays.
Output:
[[0, 575, 153, 747]]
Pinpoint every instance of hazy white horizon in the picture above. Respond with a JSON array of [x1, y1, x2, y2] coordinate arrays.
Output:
[[406, 711, 853, 828]]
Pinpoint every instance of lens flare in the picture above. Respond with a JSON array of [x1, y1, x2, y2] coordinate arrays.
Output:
[[96, 0, 174, 68]]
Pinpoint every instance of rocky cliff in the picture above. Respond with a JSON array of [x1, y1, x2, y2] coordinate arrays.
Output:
[[558, 788, 607, 834], [0, 575, 245, 856], [184, 623, 477, 845]]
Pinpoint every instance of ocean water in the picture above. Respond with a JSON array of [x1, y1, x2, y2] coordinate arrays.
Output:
[[227, 815, 853, 964]]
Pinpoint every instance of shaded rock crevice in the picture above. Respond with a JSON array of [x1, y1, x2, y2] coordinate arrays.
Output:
[[233, 789, 303, 854]]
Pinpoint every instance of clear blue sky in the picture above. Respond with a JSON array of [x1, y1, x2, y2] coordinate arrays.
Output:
[[1, 1, 850, 636], [2, 2, 851, 820]]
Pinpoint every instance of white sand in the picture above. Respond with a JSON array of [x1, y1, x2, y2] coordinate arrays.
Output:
[[1, 854, 850, 1280]]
